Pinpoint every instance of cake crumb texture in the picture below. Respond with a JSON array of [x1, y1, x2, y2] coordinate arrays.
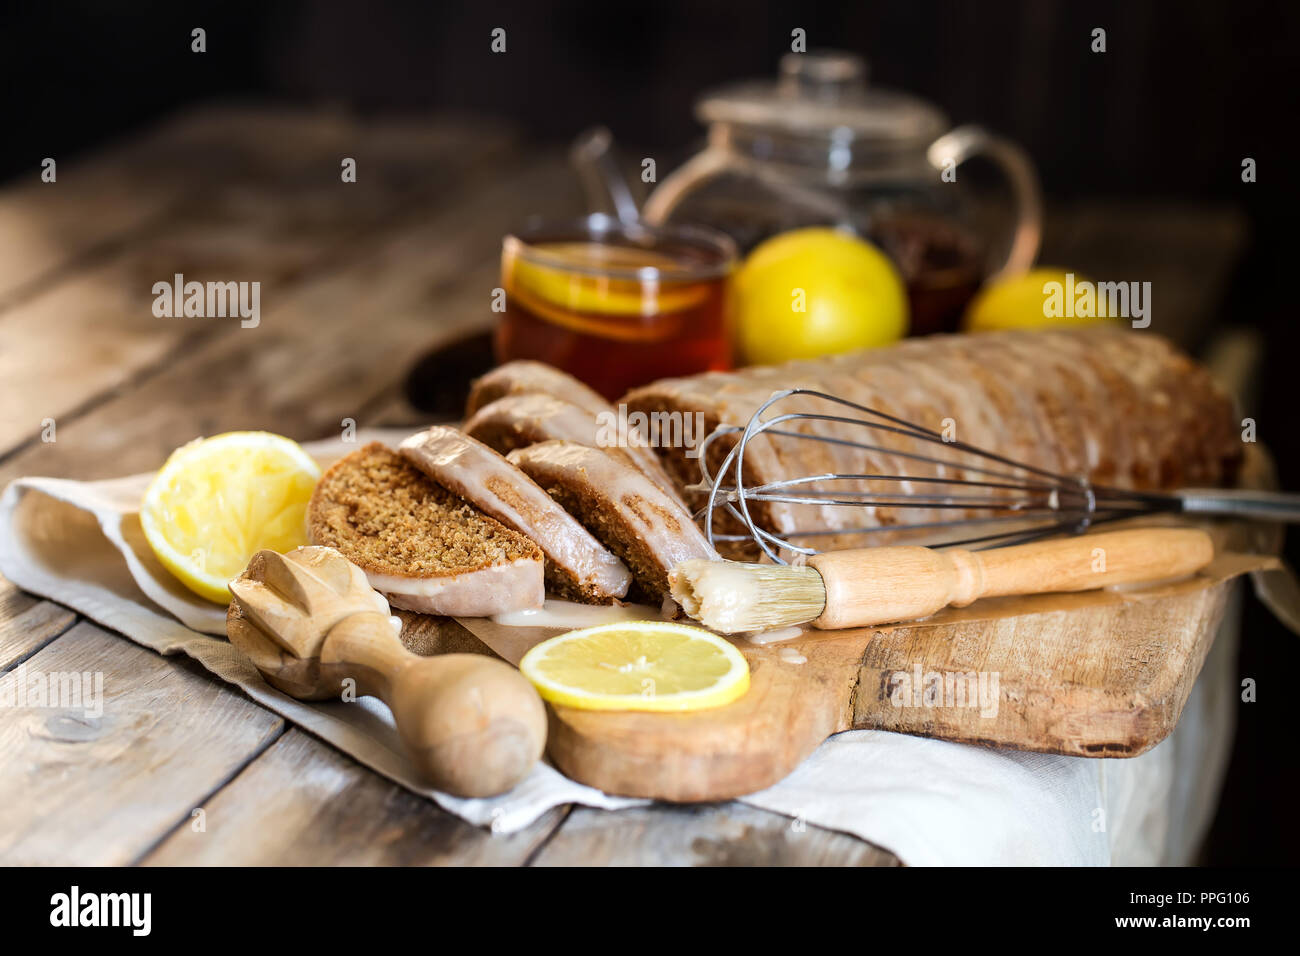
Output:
[[308, 442, 541, 579]]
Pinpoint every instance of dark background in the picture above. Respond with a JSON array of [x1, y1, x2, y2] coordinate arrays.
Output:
[[3, 0, 1297, 865]]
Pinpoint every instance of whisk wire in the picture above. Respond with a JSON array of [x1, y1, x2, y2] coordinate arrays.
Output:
[[696, 388, 1171, 563]]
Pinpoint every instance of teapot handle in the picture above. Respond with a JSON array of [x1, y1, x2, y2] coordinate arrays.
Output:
[[927, 125, 1043, 281], [642, 148, 733, 226]]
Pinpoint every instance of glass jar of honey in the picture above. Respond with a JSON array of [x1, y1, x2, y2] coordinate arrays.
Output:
[[497, 215, 737, 399]]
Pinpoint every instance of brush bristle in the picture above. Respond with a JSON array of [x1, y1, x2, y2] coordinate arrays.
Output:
[[668, 559, 826, 634]]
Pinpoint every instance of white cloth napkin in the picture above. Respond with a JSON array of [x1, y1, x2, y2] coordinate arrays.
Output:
[[0, 431, 1238, 865]]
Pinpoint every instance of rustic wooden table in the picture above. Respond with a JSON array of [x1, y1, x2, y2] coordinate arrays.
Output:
[[0, 106, 1246, 866]]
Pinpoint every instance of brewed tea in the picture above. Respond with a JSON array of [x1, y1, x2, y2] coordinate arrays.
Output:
[[497, 221, 735, 399]]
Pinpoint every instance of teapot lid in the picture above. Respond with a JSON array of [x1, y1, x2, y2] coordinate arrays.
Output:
[[696, 51, 948, 147]]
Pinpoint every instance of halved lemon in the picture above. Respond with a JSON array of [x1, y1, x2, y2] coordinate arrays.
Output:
[[140, 431, 321, 604], [519, 621, 750, 712]]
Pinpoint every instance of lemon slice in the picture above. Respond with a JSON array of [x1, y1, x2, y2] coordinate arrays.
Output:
[[509, 243, 710, 317], [140, 431, 321, 604], [504, 282, 687, 343], [519, 621, 750, 712]]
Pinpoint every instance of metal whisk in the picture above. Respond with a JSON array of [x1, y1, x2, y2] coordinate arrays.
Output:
[[694, 388, 1300, 564]]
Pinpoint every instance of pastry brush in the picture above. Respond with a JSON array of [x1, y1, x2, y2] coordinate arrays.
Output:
[[669, 527, 1215, 633]]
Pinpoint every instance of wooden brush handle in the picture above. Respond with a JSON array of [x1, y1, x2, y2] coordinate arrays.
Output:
[[808, 528, 1215, 630], [319, 612, 547, 797]]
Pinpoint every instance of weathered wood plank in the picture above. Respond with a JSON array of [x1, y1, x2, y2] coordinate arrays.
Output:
[[0, 156, 580, 485], [0, 107, 313, 305], [0, 110, 517, 459], [0, 621, 284, 865], [0, 572, 37, 626], [142, 728, 565, 866], [0, 106, 511, 308], [531, 802, 900, 866], [0, 599, 77, 671]]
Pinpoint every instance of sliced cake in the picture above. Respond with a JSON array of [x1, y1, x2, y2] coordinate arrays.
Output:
[[506, 440, 718, 601], [399, 426, 631, 603], [621, 327, 1242, 549], [464, 392, 685, 508], [464, 392, 597, 455], [467, 359, 613, 419], [307, 442, 543, 616]]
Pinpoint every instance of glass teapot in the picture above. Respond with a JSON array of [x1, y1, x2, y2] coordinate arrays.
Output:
[[575, 51, 1042, 335]]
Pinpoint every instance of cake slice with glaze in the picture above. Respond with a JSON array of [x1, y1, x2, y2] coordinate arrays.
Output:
[[467, 359, 614, 419], [307, 442, 544, 616], [507, 439, 718, 602], [399, 426, 631, 603], [464, 392, 685, 508]]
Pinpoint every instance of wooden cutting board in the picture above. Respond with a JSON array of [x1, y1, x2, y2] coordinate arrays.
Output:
[[435, 548, 1272, 802]]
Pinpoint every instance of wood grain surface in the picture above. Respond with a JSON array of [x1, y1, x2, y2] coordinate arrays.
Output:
[[469, 554, 1251, 802], [142, 729, 564, 866], [530, 803, 902, 866], [0, 622, 283, 865]]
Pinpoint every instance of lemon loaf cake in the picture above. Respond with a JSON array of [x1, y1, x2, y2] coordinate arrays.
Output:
[[399, 426, 632, 603], [621, 327, 1242, 551], [307, 442, 544, 616], [507, 440, 718, 601], [464, 392, 683, 506], [467, 359, 614, 419]]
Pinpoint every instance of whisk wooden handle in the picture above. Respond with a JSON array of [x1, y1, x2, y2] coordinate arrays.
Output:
[[808, 528, 1215, 629]]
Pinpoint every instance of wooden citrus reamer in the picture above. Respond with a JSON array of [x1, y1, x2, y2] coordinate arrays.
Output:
[[227, 546, 546, 797]]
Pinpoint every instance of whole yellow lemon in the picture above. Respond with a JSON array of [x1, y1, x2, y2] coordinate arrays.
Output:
[[963, 267, 1118, 332], [733, 228, 908, 365]]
